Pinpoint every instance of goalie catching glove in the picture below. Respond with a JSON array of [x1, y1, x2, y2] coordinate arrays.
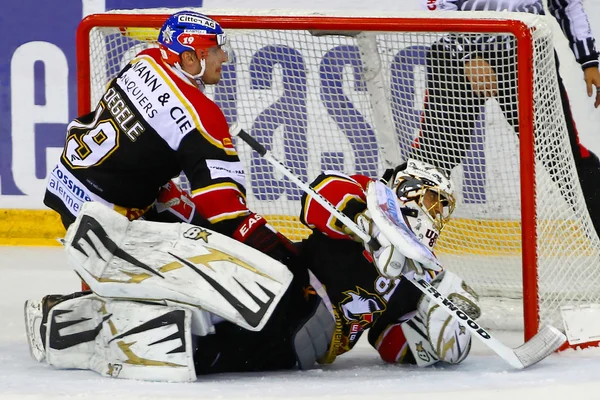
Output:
[[346, 178, 447, 280], [344, 159, 456, 280]]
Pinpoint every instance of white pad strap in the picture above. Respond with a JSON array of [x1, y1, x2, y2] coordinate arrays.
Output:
[[45, 295, 197, 382], [64, 202, 293, 332]]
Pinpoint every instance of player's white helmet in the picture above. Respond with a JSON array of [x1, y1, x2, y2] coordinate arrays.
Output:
[[387, 159, 455, 251]]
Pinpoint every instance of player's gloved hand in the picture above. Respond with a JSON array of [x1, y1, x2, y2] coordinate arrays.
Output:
[[155, 179, 196, 222], [233, 213, 298, 266], [416, 270, 480, 364]]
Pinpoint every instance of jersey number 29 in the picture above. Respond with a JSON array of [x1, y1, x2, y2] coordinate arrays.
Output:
[[63, 120, 119, 168]]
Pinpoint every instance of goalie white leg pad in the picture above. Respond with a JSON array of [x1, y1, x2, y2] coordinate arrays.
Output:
[[425, 306, 473, 364], [400, 314, 439, 367], [418, 271, 480, 364], [43, 294, 197, 382], [64, 202, 293, 332]]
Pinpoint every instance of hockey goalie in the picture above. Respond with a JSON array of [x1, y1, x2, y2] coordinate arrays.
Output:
[[24, 160, 480, 381], [297, 159, 480, 366]]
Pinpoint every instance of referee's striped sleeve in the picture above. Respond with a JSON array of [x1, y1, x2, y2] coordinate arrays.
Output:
[[548, 0, 599, 69]]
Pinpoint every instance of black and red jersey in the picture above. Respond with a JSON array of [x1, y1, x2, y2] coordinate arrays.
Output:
[[298, 171, 424, 362], [47, 48, 251, 236]]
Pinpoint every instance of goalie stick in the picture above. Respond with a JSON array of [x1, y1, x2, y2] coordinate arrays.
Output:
[[230, 123, 567, 369]]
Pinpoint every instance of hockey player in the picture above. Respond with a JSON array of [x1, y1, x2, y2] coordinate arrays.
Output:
[[297, 159, 480, 366], [44, 10, 295, 265], [414, 0, 600, 235], [26, 10, 334, 382]]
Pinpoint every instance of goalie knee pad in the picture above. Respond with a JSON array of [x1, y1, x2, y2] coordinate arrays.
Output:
[[292, 298, 336, 370], [25, 292, 200, 382], [417, 271, 480, 364]]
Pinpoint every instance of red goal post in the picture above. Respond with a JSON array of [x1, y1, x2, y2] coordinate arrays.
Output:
[[76, 10, 600, 350]]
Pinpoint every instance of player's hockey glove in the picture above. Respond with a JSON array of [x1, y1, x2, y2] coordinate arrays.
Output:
[[154, 179, 197, 223], [233, 213, 299, 266]]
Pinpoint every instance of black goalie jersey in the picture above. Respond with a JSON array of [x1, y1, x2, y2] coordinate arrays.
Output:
[[297, 172, 427, 364], [44, 48, 252, 233]]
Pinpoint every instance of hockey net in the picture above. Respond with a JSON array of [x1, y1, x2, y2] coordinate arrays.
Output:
[[77, 9, 600, 349]]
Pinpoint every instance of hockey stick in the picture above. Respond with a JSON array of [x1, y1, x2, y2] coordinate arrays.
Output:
[[231, 123, 566, 369]]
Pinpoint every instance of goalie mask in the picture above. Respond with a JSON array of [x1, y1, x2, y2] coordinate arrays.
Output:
[[387, 159, 455, 251]]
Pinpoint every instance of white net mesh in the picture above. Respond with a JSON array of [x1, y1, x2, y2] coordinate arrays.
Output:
[[83, 10, 600, 339]]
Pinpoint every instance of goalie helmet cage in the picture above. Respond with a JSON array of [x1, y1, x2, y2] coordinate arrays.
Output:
[[76, 10, 600, 350]]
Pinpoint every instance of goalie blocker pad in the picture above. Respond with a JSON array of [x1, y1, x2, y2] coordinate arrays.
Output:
[[42, 294, 197, 382], [366, 180, 442, 273], [64, 202, 293, 332]]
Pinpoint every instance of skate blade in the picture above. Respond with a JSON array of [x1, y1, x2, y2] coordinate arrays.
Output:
[[24, 300, 46, 362]]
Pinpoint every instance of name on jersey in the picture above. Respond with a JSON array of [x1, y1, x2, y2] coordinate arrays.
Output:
[[169, 107, 193, 134], [131, 61, 163, 93], [102, 87, 146, 142]]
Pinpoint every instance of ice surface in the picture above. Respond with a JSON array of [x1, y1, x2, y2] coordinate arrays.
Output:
[[1, 246, 600, 400]]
